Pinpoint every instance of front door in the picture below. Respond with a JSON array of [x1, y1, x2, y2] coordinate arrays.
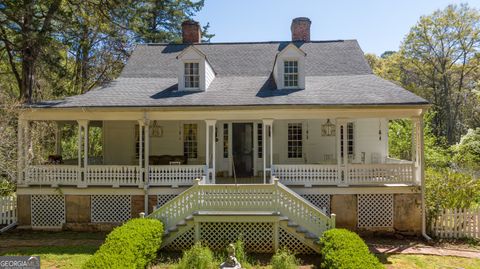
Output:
[[232, 123, 254, 178]]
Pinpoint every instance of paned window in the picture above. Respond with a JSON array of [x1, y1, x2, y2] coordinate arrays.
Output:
[[184, 62, 200, 88], [288, 123, 303, 158], [340, 123, 355, 160], [283, 60, 298, 87], [257, 123, 263, 158], [223, 124, 228, 158], [183, 124, 198, 158]]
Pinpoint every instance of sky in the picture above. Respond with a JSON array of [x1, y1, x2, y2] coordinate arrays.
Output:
[[194, 0, 480, 55]]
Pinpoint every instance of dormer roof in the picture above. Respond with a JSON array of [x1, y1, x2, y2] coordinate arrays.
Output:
[[176, 45, 206, 60], [277, 43, 306, 57]]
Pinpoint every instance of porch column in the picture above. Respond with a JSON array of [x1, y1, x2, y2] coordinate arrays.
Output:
[[262, 119, 273, 184], [77, 120, 89, 187], [412, 116, 423, 185], [336, 119, 349, 186], [24, 121, 31, 170], [205, 120, 216, 183], [17, 119, 26, 184], [144, 119, 150, 187], [55, 122, 63, 156]]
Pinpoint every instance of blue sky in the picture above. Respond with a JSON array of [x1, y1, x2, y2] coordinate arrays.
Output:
[[194, 0, 480, 55]]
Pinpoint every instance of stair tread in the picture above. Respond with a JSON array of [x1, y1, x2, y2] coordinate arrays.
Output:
[[287, 221, 298, 227], [193, 210, 279, 216], [296, 226, 308, 233], [167, 226, 178, 232], [177, 220, 187, 226], [305, 232, 318, 239]]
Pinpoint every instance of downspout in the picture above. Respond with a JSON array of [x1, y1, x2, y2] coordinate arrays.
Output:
[[419, 112, 432, 241]]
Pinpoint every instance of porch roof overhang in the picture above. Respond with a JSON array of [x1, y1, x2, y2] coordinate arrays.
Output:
[[19, 104, 430, 121]]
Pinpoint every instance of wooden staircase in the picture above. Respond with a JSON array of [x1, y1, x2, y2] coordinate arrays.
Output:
[[149, 178, 335, 253]]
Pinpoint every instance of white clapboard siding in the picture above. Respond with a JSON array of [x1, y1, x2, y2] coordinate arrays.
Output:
[[0, 195, 17, 225], [431, 208, 480, 239]]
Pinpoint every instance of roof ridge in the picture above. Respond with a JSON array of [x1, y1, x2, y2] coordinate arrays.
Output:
[[138, 40, 355, 46]]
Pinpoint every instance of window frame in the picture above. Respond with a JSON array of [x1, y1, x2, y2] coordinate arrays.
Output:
[[340, 122, 355, 161], [183, 62, 200, 90], [183, 123, 198, 159], [257, 123, 263, 159], [283, 59, 299, 88], [287, 122, 303, 159]]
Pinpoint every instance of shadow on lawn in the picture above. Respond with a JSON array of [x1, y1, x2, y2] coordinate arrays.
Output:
[[155, 251, 322, 268], [1, 245, 99, 256]]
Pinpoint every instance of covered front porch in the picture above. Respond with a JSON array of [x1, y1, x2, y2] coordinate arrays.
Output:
[[17, 108, 424, 188]]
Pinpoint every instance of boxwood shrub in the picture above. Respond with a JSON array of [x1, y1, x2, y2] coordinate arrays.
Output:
[[319, 228, 382, 269], [82, 218, 163, 269]]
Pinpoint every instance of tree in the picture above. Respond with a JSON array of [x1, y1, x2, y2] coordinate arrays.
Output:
[[129, 0, 213, 43], [401, 4, 480, 144], [0, 0, 64, 102], [452, 128, 480, 172]]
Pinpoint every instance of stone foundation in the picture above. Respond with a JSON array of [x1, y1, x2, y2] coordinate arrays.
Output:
[[331, 194, 357, 230], [15, 191, 422, 235]]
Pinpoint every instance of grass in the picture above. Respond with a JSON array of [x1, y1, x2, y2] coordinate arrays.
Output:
[[377, 254, 480, 269], [1, 246, 98, 269]]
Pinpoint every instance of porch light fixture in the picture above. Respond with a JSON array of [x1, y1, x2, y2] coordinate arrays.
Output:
[[150, 120, 163, 137], [321, 119, 335, 136]]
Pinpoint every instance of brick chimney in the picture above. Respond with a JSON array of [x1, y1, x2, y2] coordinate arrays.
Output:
[[182, 20, 201, 43], [291, 17, 311, 42]]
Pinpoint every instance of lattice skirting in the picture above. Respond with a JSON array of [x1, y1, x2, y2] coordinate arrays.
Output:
[[358, 194, 393, 228], [91, 195, 131, 223], [301, 194, 330, 215], [279, 227, 315, 254], [157, 194, 178, 207], [162, 222, 317, 254], [163, 227, 195, 251], [31, 195, 65, 227], [200, 222, 274, 253]]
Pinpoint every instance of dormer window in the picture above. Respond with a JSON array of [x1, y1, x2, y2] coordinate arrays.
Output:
[[177, 46, 215, 91], [283, 60, 299, 88], [184, 62, 200, 89], [273, 43, 305, 90]]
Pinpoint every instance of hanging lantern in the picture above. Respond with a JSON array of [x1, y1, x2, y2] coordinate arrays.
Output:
[[321, 119, 336, 136], [150, 120, 163, 137]]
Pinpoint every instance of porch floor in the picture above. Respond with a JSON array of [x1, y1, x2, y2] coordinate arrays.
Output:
[[216, 177, 265, 184]]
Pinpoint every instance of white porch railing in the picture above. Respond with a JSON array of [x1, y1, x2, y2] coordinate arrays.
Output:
[[85, 165, 142, 187], [24, 165, 80, 186], [149, 165, 206, 187], [0, 195, 16, 225], [346, 163, 414, 185], [148, 179, 335, 238], [271, 164, 339, 186], [272, 163, 415, 186]]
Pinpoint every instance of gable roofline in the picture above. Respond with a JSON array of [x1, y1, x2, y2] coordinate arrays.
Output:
[[175, 45, 206, 59], [277, 43, 307, 57]]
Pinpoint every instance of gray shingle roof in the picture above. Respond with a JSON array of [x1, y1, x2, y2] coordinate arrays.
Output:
[[32, 40, 428, 108]]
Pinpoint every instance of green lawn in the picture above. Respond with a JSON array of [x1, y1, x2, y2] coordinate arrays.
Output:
[[377, 254, 480, 269], [3, 248, 480, 268], [2, 246, 98, 269]]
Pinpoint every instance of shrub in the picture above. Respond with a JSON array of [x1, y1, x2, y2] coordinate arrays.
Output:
[[176, 242, 215, 269], [82, 218, 163, 269], [234, 238, 249, 267], [271, 248, 299, 269], [319, 229, 382, 269]]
